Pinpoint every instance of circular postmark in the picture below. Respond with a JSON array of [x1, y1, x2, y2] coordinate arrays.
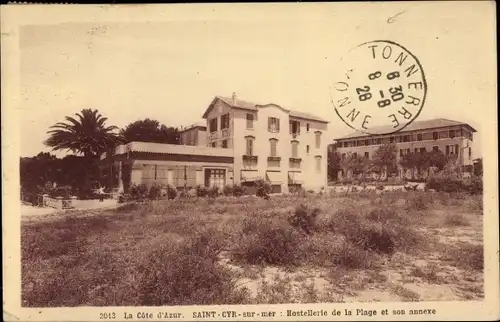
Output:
[[330, 40, 427, 135]]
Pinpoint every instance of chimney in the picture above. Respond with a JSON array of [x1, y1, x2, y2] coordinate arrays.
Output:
[[232, 92, 237, 105]]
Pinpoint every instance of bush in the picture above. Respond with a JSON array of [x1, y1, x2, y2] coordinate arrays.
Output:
[[196, 185, 208, 197], [231, 217, 305, 266], [222, 185, 233, 196], [166, 185, 177, 200], [288, 204, 321, 235], [255, 180, 271, 199], [232, 184, 245, 197], [139, 231, 249, 305], [207, 186, 219, 198], [148, 183, 162, 200], [129, 184, 148, 201], [443, 213, 469, 227]]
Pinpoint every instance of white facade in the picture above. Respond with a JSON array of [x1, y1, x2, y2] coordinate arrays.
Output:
[[203, 95, 329, 193]]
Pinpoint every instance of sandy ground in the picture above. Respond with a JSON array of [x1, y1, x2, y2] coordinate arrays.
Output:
[[21, 199, 119, 218]]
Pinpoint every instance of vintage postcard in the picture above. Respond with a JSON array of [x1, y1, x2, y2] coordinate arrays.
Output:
[[2, 2, 499, 321]]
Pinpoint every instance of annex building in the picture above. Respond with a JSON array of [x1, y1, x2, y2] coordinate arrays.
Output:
[[333, 118, 477, 180]]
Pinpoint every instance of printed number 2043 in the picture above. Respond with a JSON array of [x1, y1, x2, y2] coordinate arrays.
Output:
[[100, 313, 116, 319]]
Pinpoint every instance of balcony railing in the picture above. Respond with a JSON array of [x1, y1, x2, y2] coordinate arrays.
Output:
[[242, 155, 258, 162], [267, 156, 281, 162]]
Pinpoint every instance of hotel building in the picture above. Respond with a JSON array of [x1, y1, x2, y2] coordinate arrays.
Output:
[[100, 93, 329, 194]]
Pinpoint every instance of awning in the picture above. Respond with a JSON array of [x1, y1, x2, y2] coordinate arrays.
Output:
[[266, 171, 283, 184], [288, 171, 304, 184], [241, 170, 261, 182]]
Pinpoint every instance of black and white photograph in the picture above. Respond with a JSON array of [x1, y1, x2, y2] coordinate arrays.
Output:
[[2, 2, 498, 321]]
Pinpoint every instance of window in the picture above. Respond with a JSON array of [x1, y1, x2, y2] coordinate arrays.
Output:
[[270, 139, 278, 157], [449, 130, 455, 139], [446, 144, 459, 155], [220, 113, 230, 130], [209, 118, 218, 133], [211, 142, 217, 148], [222, 139, 228, 148], [306, 123, 310, 132], [315, 156, 322, 173], [389, 137, 394, 143], [246, 137, 254, 155], [306, 145, 310, 154], [433, 146, 439, 152], [268, 117, 280, 133], [290, 120, 301, 135], [291, 141, 298, 158], [402, 135, 410, 142], [364, 152, 369, 159], [469, 147, 472, 159], [364, 139, 369, 146], [433, 131, 438, 140], [246, 114, 254, 129], [343, 142, 348, 148], [376, 138, 382, 145], [419, 147, 426, 153], [417, 134, 422, 141], [315, 132, 322, 149]]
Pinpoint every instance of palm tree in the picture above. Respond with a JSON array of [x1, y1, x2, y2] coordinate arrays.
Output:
[[44, 109, 122, 158]]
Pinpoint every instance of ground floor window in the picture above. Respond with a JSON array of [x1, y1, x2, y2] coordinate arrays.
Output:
[[205, 169, 226, 190]]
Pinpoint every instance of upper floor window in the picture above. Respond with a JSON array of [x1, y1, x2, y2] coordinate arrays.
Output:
[[449, 130, 455, 139], [268, 117, 280, 133], [221, 113, 230, 130], [291, 141, 299, 158], [433, 131, 438, 140], [376, 138, 382, 145], [306, 123, 310, 132], [364, 139, 369, 146], [306, 145, 310, 154], [389, 137, 394, 143], [290, 120, 301, 135], [402, 135, 410, 142], [343, 142, 348, 148], [245, 137, 254, 155], [246, 113, 254, 129], [315, 156, 322, 173], [209, 118, 218, 133], [417, 134, 422, 141], [315, 131, 322, 149], [270, 139, 278, 157]]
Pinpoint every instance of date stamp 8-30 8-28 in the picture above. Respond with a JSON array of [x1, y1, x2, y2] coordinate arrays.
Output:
[[331, 40, 427, 135]]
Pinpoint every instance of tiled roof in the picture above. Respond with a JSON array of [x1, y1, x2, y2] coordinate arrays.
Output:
[[336, 118, 477, 140], [210, 95, 328, 123]]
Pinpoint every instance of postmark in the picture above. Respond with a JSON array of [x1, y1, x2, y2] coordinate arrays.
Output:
[[331, 40, 427, 135]]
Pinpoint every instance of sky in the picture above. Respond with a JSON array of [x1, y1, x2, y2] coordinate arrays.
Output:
[[18, 3, 496, 158]]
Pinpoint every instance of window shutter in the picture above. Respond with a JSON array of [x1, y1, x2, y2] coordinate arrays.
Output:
[[277, 119, 280, 132], [268, 118, 271, 131], [455, 144, 459, 155], [446, 145, 450, 155], [298, 122, 300, 134]]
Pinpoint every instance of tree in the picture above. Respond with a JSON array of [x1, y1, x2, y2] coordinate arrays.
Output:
[[44, 109, 122, 158], [121, 118, 180, 144], [473, 158, 483, 176], [327, 147, 342, 181], [372, 144, 397, 177]]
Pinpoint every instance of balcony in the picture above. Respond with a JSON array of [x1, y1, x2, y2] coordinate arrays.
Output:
[[289, 157, 302, 162], [221, 128, 230, 137], [267, 156, 281, 162], [209, 131, 218, 139], [242, 155, 258, 162]]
